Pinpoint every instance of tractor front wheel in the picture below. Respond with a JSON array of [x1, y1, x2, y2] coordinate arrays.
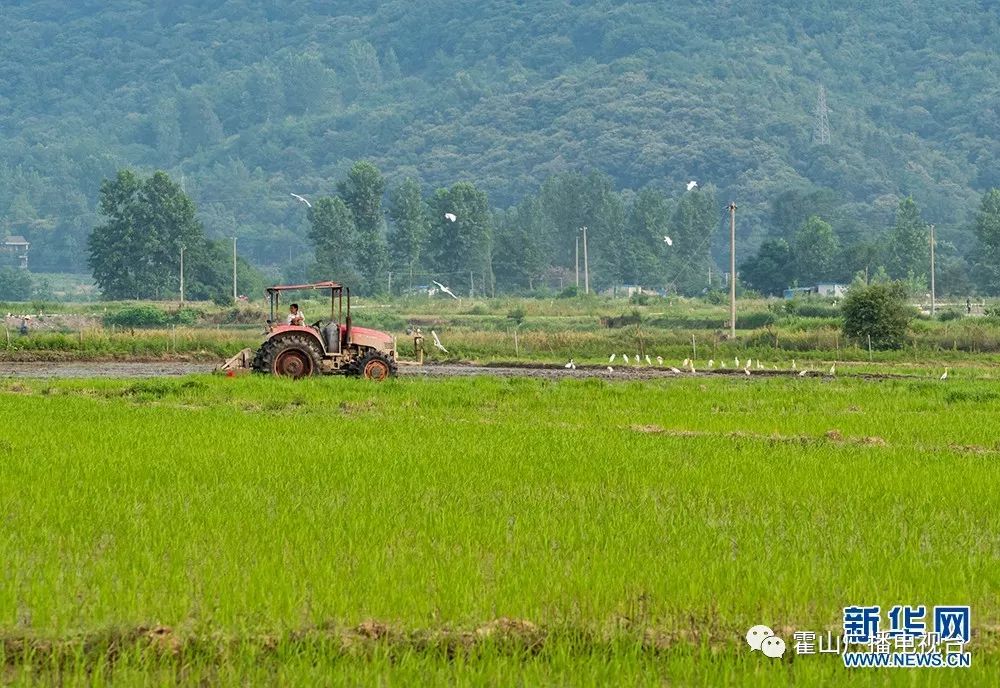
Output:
[[353, 350, 397, 381], [252, 334, 323, 379]]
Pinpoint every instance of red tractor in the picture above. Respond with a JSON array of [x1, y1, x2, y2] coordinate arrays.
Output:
[[250, 281, 397, 380]]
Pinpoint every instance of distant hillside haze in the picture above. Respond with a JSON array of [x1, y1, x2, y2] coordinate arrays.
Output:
[[0, 0, 997, 273]]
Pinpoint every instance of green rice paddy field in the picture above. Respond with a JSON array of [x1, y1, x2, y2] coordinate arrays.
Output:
[[1, 373, 999, 685]]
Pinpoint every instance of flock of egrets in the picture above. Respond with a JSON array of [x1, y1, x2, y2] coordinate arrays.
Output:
[[594, 354, 833, 376]]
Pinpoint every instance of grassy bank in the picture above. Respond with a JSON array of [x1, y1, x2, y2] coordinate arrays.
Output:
[[5, 297, 1000, 368], [1, 374, 998, 684]]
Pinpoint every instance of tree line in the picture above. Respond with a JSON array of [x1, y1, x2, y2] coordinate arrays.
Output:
[[82, 164, 1000, 302], [741, 190, 1000, 297]]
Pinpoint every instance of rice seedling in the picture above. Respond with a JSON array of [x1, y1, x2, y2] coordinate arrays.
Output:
[[1, 374, 998, 684]]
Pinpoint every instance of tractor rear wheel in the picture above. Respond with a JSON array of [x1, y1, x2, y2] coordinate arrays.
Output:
[[252, 334, 323, 379], [353, 350, 397, 381]]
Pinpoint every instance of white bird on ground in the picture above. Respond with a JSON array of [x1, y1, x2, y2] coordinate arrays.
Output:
[[829, 363, 837, 376], [290, 192, 312, 208], [940, 368, 949, 380], [735, 357, 740, 367], [444, 213, 457, 222], [683, 358, 690, 367], [609, 353, 616, 363], [745, 358, 752, 369], [663, 235, 673, 246], [791, 359, 797, 370], [432, 280, 459, 299], [687, 180, 698, 191], [431, 330, 448, 353], [719, 361, 727, 369], [656, 356, 663, 365], [634, 354, 640, 365], [757, 360, 763, 370], [607, 366, 614, 373], [744, 367, 751, 376], [690, 364, 696, 373], [565, 359, 576, 370], [645, 355, 652, 365], [669, 366, 681, 373], [623, 354, 630, 365], [708, 359, 714, 368], [798, 369, 809, 377]]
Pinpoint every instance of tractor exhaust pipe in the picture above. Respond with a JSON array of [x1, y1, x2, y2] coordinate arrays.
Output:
[[345, 287, 352, 344]]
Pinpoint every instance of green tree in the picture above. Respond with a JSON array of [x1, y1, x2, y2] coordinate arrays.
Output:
[[793, 215, 840, 282], [337, 161, 389, 294], [972, 188, 1000, 292], [347, 40, 383, 95], [387, 178, 431, 289], [740, 239, 793, 296], [428, 182, 493, 295], [841, 279, 912, 349], [0, 268, 32, 301], [494, 197, 549, 291], [178, 91, 224, 155], [280, 50, 335, 115], [886, 197, 929, 280], [624, 189, 669, 286], [770, 188, 840, 241], [88, 170, 208, 300], [667, 186, 718, 294], [307, 197, 359, 283]]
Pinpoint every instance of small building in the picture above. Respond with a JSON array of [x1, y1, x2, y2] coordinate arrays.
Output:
[[783, 283, 847, 300], [600, 284, 664, 298], [2, 235, 30, 269], [816, 283, 847, 298]]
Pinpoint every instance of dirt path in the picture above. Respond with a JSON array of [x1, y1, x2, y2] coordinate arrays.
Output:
[[0, 361, 217, 378], [0, 360, 833, 381]]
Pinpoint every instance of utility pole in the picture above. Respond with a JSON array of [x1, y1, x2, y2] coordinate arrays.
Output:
[[575, 236, 580, 288], [929, 224, 936, 316], [581, 226, 590, 294], [388, 271, 393, 295], [232, 237, 238, 302], [728, 202, 737, 339], [469, 270, 474, 298], [179, 245, 186, 306]]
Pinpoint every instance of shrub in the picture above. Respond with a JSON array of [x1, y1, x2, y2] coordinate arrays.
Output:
[[841, 281, 912, 349], [104, 305, 169, 328], [0, 268, 32, 301]]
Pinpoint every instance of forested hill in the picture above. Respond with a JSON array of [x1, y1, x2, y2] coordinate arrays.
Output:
[[1, 0, 997, 272]]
